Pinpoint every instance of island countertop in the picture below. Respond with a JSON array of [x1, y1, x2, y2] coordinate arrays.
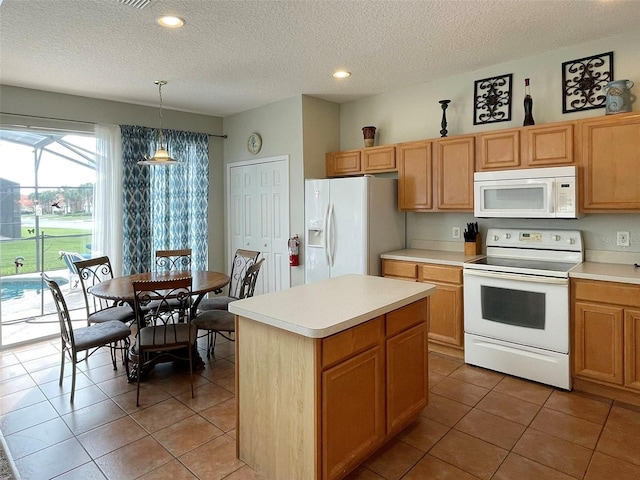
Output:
[[228, 273, 436, 338]]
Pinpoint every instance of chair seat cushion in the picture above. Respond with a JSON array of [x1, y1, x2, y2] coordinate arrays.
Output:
[[89, 305, 135, 324], [192, 310, 235, 332], [197, 296, 233, 311], [139, 324, 197, 349], [74, 321, 131, 350]]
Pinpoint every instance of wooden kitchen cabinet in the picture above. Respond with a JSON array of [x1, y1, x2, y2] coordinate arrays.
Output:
[[382, 259, 464, 357], [397, 140, 433, 210], [580, 113, 640, 212], [572, 279, 640, 394], [326, 145, 396, 177], [322, 332, 385, 480], [236, 287, 431, 480], [362, 145, 396, 172], [434, 135, 475, 211], [420, 264, 464, 354], [476, 121, 575, 171], [321, 300, 428, 479], [397, 137, 473, 212], [326, 149, 361, 177], [381, 259, 418, 281]]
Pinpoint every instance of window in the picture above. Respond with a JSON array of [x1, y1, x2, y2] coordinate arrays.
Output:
[[0, 127, 97, 346]]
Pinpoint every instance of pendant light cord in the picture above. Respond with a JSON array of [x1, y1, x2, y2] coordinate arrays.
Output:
[[155, 80, 167, 148]]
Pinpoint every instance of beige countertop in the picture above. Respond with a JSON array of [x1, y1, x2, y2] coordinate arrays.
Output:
[[382, 249, 640, 285], [381, 248, 484, 266], [569, 262, 640, 285], [228, 274, 436, 338]]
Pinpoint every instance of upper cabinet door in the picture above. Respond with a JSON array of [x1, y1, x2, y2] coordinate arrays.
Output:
[[397, 141, 433, 211], [525, 123, 575, 167], [434, 136, 475, 211], [328, 150, 361, 176], [476, 129, 520, 170], [580, 113, 640, 211], [362, 145, 396, 172]]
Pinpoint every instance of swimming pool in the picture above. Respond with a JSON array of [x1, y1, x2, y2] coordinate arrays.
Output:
[[1, 277, 68, 301]]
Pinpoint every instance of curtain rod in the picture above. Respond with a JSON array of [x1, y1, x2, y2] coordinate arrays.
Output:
[[1, 111, 228, 138]]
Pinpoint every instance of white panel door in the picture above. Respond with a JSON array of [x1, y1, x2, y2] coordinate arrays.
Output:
[[242, 167, 260, 251], [228, 156, 290, 294]]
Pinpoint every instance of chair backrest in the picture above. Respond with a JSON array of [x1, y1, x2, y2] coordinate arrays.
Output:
[[238, 258, 265, 300], [228, 249, 260, 300], [132, 277, 193, 345], [74, 256, 117, 316], [155, 248, 192, 272], [42, 273, 75, 347]]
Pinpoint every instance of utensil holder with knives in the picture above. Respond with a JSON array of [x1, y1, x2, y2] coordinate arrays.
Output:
[[464, 237, 482, 256], [464, 222, 481, 256]]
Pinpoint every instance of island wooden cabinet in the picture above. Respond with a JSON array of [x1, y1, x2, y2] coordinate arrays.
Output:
[[579, 113, 640, 212], [476, 122, 575, 171], [326, 145, 396, 177], [572, 279, 640, 393], [382, 259, 464, 357], [236, 293, 430, 480], [321, 301, 428, 479], [397, 137, 473, 212]]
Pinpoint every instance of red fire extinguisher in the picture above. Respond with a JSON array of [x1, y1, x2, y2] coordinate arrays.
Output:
[[288, 234, 300, 266]]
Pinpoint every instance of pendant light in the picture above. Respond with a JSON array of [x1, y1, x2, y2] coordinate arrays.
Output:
[[138, 80, 179, 165]]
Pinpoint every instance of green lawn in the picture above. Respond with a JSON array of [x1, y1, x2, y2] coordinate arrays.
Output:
[[1, 226, 91, 276]]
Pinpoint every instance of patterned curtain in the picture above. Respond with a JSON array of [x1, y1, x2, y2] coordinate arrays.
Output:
[[120, 125, 209, 274]]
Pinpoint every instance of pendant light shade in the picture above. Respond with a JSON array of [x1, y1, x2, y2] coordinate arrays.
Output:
[[138, 80, 179, 166]]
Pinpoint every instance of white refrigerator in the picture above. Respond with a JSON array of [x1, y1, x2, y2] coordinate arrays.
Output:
[[304, 176, 405, 283]]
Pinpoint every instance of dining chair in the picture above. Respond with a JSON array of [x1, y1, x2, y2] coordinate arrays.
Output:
[[74, 256, 136, 325], [193, 258, 265, 358], [42, 273, 131, 403], [197, 249, 260, 312], [132, 276, 197, 407], [155, 248, 192, 272]]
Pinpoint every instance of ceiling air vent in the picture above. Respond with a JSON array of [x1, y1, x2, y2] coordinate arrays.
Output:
[[117, 0, 154, 9]]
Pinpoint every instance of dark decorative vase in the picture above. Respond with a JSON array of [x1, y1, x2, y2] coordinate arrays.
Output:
[[362, 126, 376, 147], [523, 78, 535, 126], [439, 100, 450, 137]]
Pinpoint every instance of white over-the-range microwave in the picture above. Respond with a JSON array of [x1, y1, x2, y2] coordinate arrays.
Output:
[[474, 166, 579, 219]]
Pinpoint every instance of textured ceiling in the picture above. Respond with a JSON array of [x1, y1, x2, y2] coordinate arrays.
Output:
[[1, 0, 639, 117]]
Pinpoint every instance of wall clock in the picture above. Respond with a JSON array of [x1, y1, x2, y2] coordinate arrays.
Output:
[[247, 132, 262, 155]]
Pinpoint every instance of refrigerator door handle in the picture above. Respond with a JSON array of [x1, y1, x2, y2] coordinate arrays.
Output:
[[327, 203, 334, 267], [323, 204, 331, 266]]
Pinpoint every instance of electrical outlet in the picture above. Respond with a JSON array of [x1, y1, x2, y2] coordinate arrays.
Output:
[[616, 231, 630, 247], [452, 227, 461, 239]]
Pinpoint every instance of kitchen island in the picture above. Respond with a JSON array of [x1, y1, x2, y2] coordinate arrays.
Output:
[[228, 274, 436, 480]]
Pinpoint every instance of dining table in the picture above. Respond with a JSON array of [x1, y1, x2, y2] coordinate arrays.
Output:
[[88, 270, 230, 380]]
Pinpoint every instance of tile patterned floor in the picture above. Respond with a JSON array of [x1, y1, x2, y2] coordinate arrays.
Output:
[[2, 337, 640, 480]]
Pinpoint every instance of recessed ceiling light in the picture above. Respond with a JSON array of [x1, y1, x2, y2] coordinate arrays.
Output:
[[157, 15, 185, 28], [333, 70, 351, 79]]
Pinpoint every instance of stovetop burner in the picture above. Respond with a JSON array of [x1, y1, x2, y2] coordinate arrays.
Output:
[[463, 228, 584, 277]]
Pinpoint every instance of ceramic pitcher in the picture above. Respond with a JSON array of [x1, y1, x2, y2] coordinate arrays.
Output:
[[604, 79, 634, 114]]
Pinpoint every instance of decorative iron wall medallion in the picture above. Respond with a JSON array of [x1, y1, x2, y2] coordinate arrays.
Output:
[[562, 51, 613, 113], [473, 73, 513, 125]]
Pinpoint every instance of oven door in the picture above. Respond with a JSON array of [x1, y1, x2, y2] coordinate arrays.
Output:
[[463, 269, 569, 353]]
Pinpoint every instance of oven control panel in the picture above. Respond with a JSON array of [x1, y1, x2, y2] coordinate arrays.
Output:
[[486, 228, 583, 252], [519, 232, 543, 242]]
